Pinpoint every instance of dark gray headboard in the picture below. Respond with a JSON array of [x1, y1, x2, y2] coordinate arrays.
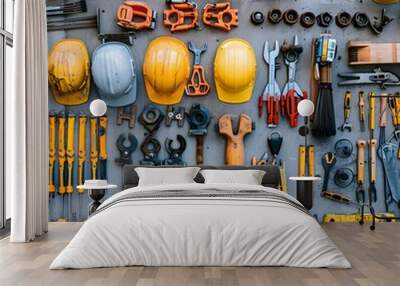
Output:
[[122, 165, 281, 190]]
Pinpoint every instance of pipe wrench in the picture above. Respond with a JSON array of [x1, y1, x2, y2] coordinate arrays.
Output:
[[259, 40, 281, 128], [281, 35, 306, 128]]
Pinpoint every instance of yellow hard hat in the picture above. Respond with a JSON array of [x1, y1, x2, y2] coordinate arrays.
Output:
[[214, 38, 257, 104], [143, 36, 190, 105], [48, 38, 90, 106]]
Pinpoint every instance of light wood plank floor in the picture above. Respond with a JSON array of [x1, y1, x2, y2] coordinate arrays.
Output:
[[0, 222, 399, 286]]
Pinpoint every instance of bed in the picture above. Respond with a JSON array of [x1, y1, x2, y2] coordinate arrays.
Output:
[[50, 165, 351, 269]]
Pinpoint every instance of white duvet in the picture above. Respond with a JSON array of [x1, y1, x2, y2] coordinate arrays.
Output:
[[50, 183, 351, 269]]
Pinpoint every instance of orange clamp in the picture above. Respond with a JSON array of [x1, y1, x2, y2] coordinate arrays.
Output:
[[185, 65, 210, 96], [202, 2, 238, 32], [117, 1, 156, 30], [163, 3, 198, 32]]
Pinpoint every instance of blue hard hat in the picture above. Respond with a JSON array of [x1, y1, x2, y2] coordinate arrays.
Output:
[[91, 42, 137, 107]]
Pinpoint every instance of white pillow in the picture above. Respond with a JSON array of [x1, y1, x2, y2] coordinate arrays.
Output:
[[200, 169, 266, 185], [135, 167, 200, 186]]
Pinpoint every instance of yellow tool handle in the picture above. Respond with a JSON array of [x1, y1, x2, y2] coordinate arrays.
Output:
[[99, 116, 108, 160], [369, 92, 376, 131], [369, 139, 377, 183], [78, 115, 87, 155], [323, 213, 397, 224], [78, 115, 87, 193], [380, 93, 388, 128], [48, 163, 55, 193], [58, 163, 66, 194], [77, 162, 84, 193], [356, 140, 366, 184], [66, 114, 76, 160], [251, 156, 257, 166], [298, 145, 306, 177], [66, 114, 75, 194], [359, 91, 365, 122], [49, 115, 56, 193], [308, 145, 315, 177], [388, 95, 398, 126], [344, 91, 352, 120], [395, 96, 400, 126], [58, 115, 66, 194], [90, 117, 98, 180], [279, 162, 288, 193], [66, 167, 73, 194], [49, 115, 56, 158], [58, 115, 66, 159]]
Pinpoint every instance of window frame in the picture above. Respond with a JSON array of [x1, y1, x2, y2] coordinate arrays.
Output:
[[0, 0, 13, 231]]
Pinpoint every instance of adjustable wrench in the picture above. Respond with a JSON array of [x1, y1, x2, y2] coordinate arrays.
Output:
[[281, 35, 306, 128], [259, 40, 281, 128]]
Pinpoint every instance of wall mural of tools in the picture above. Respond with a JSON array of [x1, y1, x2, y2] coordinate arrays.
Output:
[[47, 0, 400, 224]]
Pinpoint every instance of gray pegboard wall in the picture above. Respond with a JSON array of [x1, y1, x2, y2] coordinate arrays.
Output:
[[48, 0, 400, 221]]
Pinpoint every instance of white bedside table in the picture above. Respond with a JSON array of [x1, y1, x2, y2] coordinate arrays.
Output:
[[77, 180, 117, 215]]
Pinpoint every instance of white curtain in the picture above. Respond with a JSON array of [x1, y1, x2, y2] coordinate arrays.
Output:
[[8, 0, 48, 242]]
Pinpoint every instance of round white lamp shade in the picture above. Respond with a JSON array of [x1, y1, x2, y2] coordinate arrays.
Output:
[[297, 99, 315, 117], [90, 99, 107, 117]]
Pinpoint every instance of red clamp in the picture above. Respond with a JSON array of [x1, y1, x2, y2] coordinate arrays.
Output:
[[202, 2, 239, 32], [163, 3, 198, 32], [267, 96, 280, 127], [280, 90, 308, 128], [258, 96, 280, 127], [116, 1, 157, 30]]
